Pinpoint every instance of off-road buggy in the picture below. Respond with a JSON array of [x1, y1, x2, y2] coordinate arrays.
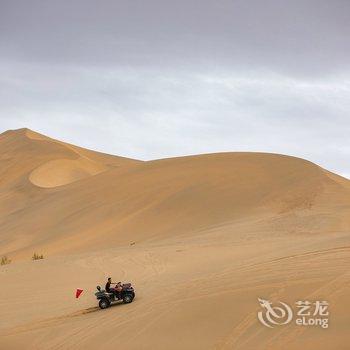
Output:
[[95, 283, 135, 309]]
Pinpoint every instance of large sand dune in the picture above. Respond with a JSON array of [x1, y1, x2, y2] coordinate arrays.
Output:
[[0, 129, 349, 349]]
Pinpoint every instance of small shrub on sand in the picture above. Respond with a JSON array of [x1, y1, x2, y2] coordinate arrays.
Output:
[[32, 253, 44, 260], [1, 256, 11, 266]]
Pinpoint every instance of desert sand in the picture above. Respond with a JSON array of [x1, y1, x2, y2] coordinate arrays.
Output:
[[0, 128, 349, 350]]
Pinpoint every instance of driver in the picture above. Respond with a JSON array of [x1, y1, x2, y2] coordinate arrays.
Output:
[[105, 277, 113, 293]]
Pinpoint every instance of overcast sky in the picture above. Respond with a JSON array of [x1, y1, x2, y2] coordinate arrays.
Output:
[[0, 0, 349, 177]]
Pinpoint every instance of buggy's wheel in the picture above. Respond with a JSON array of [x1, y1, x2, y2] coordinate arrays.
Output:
[[123, 294, 134, 304], [99, 298, 110, 309]]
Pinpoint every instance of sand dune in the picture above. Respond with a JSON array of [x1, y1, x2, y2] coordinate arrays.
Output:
[[0, 129, 349, 349], [29, 158, 109, 188], [0, 128, 140, 188]]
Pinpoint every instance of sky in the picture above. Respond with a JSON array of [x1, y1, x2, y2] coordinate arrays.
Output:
[[0, 0, 349, 177]]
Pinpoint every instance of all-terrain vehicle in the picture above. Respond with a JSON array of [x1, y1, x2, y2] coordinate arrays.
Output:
[[95, 283, 135, 309]]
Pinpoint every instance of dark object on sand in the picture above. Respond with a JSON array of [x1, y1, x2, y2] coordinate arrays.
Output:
[[95, 283, 135, 309]]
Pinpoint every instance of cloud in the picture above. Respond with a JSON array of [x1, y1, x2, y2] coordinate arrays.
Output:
[[1, 0, 350, 75], [0, 62, 349, 177], [0, 1, 349, 178]]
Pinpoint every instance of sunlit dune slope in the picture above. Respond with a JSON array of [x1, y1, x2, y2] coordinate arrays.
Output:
[[29, 158, 109, 188], [0, 128, 140, 188], [0, 128, 141, 215], [0, 129, 349, 258]]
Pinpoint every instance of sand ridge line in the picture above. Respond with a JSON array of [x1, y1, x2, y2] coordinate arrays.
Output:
[[211, 248, 350, 349], [265, 271, 350, 348]]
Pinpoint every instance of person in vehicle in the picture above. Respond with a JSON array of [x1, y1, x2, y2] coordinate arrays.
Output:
[[115, 281, 122, 293], [105, 278, 123, 298], [105, 277, 113, 293]]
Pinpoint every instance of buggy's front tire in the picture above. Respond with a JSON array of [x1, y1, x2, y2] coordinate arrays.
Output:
[[99, 298, 110, 309], [123, 293, 134, 304]]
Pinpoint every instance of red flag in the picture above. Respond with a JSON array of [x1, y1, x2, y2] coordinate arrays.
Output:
[[76, 289, 83, 298]]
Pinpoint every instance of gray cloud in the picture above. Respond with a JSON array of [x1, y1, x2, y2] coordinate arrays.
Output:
[[0, 0, 349, 177], [1, 0, 350, 74]]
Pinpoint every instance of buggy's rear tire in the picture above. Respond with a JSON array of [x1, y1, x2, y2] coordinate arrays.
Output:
[[123, 293, 134, 304], [99, 298, 110, 309]]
